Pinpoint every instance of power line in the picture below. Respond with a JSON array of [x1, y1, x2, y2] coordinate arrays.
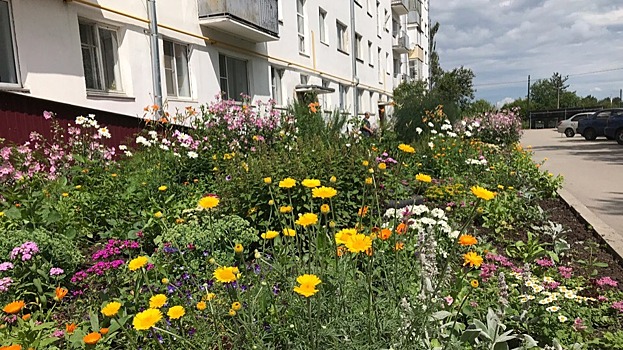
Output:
[[474, 67, 623, 88]]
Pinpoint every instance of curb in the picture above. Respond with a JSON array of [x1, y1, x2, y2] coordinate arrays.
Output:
[[557, 188, 623, 263]]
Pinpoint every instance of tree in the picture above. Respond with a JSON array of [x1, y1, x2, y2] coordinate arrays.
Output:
[[465, 99, 494, 117], [431, 67, 476, 110], [530, 72, 580, 110], [428, 22, 443, 89], [502, 98, 529, 121]]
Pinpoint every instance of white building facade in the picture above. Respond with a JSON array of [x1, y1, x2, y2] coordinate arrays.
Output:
[[407, 0, 429, 85], [0, 0, 428, 123]]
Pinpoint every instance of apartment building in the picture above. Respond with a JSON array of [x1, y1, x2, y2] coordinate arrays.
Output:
[[406, 0, 430, 85], [0, 0, 428, 123]]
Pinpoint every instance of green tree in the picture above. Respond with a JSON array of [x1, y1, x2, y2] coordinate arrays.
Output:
[[465, 99, 495, 117], [429, 22, 443, 88], [431, 67, 475, 110]]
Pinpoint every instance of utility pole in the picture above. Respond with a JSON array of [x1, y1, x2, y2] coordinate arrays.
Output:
[[527, 75, 531, 129], [147, 0, 163, 114], [620, 89, 622, 107]]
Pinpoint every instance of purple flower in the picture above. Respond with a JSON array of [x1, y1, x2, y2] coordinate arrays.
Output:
[[596, 276, 618, 288], [535, 257, 554, 267], [43, 111, 53, 120], [0, 277, 13, 292], [52, 329, 65, 337], [49, 267, 64, 276], [0, 262, 14, 271]]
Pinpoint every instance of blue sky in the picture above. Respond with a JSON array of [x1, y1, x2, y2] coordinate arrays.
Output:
[[430, 0, 623, 106]]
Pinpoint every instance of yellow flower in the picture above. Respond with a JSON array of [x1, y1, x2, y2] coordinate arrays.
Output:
[[204, 293, 216, 301], [283, 228, 296, 237], [0, 211, 4, 217], [128, 256, 149, 271], [228, 309, 236, 316], [234, 243, 244, 254], [295, 213, 318, 227], [83, 332, 102, 345], [231, 302, 242, 311], [378, 163, 387, 170], [345, 234, 372, 253], [213, 266, 239, 283], [365, 177, 373, 185], [415, 173, 432, 183], [471, 279, 479, 288], [312, 186, 337, 199], [196, 301, 207, 311], [268, 199, 274, 205], [3, 300, 25, 314], [368, 168, 374, 173], [293, 274, 322, 297], [167, 306, 185, 320], [497, 185, 505, 190], [261, 230, 279, 239], [111, 173, 117, 178], [394, 242, 405, 251], [458, 234, 478, 246], [471, 186, 495, 201], [161, 278, 169, 285], [101, 302, 122, 317], [279, 178, 296, 189], [198, 196, 219, 209], [154, 211, 163, 218], [329, 176, 337, 183], [301, 179, 321, 188], [62, 193, 69, 197], [158, 185, 167, 191], [263, 177, 272, 184], [398, 143, 415, 153], [320, 204, 330, 214], [279, 205, 293, 214], [149, 294, 167, 309], [335, 228, 357, 245], [463, 252, 483, 268], [132, 308, 162, 331], [362, 160, 369, 166]]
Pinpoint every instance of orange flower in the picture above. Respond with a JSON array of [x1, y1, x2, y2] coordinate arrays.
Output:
[[66, 323, 77, 334], [394, 242, 405, 251], [379, 228, 392, 241], [396, 223, 408, 235], [336, 246, 346, 257], [21, 313, 31, 321], [458, 234, 478, 246], [358, 206, 369, 217], [0, 345, 22, 350], [83, 332, 102, 345], [55, 287, 68, 301], [99, 327, 109, 335], [3, 300, 25, 314], [365, 247, 373, 256]]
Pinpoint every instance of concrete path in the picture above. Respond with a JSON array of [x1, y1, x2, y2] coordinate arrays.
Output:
[[520, 129, 623, 239]]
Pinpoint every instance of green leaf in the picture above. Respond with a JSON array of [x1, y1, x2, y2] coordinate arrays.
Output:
[[33, 278, 43, 294], [90, 310, 100, 331], [4, 206, 22, 219]]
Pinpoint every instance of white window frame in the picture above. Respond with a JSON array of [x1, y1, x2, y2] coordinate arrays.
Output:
[[163, 39, 191, 99], [297, 0, 307, 54], [355, 33, 362, 61], [386, 52, 391, 75], [368, 41, 373, 66], [377, 47, 382, 82], [376, 1, 381, 37], [336, 21, 348, 53], [357, 88, 364, 114], [270, 66, 284, 106], [321, 79, 331, 110], [78, 20, 123, 93], [0, 0, 19, 87], [339, 84, 349, 111], [218, 53, 249, 101], [319, 8, 328, 44]]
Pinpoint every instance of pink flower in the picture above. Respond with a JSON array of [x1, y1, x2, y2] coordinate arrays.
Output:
[[535, 257, 554, 267], [43, 111, 53, 120], [573, 317, 587, 332], [596, 276, 618, 288], [598, 295, 609, 302], [558, 266, 573, 278], [612, 301, 623, 312], [444, 296, 454, 306]]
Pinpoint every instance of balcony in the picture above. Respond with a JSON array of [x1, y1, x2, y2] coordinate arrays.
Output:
[[198, 0, 279, 42], [391, 0, 409, 15], [392, 31, 409, 54], [409, 44, 424, 61]]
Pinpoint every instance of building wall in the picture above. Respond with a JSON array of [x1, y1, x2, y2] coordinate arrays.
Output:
[[1, 0, 415, 126]]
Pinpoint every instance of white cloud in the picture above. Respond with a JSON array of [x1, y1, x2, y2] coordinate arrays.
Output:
[[496, 97, 515, 108]]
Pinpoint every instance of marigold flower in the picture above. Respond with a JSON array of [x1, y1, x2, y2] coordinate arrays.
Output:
[[83, 332, 102, 345], [279, 178, 296, 189], [234, 243, 244, 254], [329, 176, 337, 183], [149, 294, 167, 309], [101, 301, 121, 317], [358, 206, 369, 217], [398, 143, 415, 153], [128, 256, 149, 271], [167, 305, 185, 320], [394, 242, 405, 251], [66, 323, 77, 334], [261, 230, 279, 239], [204, 293, 216, 301], [0, 345, 22, 350], [379, 228, 392, 241], [132, 308, 162, 331], [263, 177, 272, 184], [335, 228, 357, 245], [458, 234, 478, 246], [161, 278, 169, 285], [279, 205, 293, 214], [21, 313, 31, 321], [301, 179, 321, 188], [282, 228, 296, 237], [228, 309, 236, 316], [99, 327, 109, 335], [54, 287, 68, 301], [463, 252, 483, 268], [196, 301, 207, 311], [470, 279, 479, 288], [231, 302, 242, 311], [471, 186, 495, 201], [365, 177, 373, 185], [213, 266, 239, 283], [362, 160, 369, 166], [154, 211, 163, 218], [293, 274, 321, 297], [415, 173, 432, 183], [198, 196, 219, 209], [320, 204, 330, 214], [396, 223, 408, 234], [62, 193, 69, 197], [312, 186, 338, 199], [295, 213, 318, 227], [378, 163, 387, 170], [3, 300, 25, 314], [345, 234, 372, 253]]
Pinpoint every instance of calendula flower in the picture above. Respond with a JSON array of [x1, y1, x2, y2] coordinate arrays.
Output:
[[335, 228, 357, 245], [283, 228, 296, 237], [398, 143, 415, 153], [268, 199, 275, 205], [154, 211, 163, 218], [279, 178, 296, 189], [62, 193, 69, 197], [161, 278, 169, 285], [128, 256, 149, 271], [296, 213, 318, 227], [263, 177, 272, 184], [280, 205, 293, 214], [458, 234, 478, 246], [83, 332, 102, 345], [21, 313, 31, 321], [0, 345, 22, 350], [261, 230, 279, 239], [228, 309, 236, 316], [132, 308, 162, 331], [312, 186, 338, 199], [66, 323, 77, 334], [345, 234, 372, 253], [149, 294, 167, 309], [54, 287, 68, 301], [470, 280, 479, 288], [234, 243, 244, 254], [320, 204, 330, 214], [378, 163, 387, 170], [198, 196, 219, 209], [415, 173, 432, 183], [362, 160, 369, 166], [463, 252, 483, 268], [99, 328, 109, 335], [329, 176, 337, 183], [196, 301, 207, 311], [204, 293, 216, 301], [231, 302, 242, 311], [394, 242, 405, 251], [101, 301, 122, 317], [301, 179, 321, 188], [379, 228, 392, 240], [358, 206, 369, 217], [3, 300, 25, 314], [158, 185, 167, 192], [471, 186, 495, 201], [365, 177, 373, 185], [213, 266, 239, 283], [167, 305, 185, 319], [293, 274, 322, 297]]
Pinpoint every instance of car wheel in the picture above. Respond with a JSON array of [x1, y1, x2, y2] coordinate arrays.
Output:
[[616, 129, 623, 145], [564, 128, 575, 137], [584, 128, 597, 141]]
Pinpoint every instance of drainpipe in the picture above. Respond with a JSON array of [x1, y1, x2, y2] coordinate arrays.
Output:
[[350, 0, 359, 118], [147, 0, 163, 113]]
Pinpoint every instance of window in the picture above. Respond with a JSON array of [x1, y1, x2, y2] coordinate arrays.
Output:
[[409, 59, 417, 79], [393, 58, 401, 78], [321, 79, 331, 109], [300, 74, 309, 85], [219, 54, 248, 101], [336, 21, 348, 53], [79, 21, 122, 92], [355, 34, 362, 60], [339, 84, 348, 111], [357, 89, 364, 114], [163, 40, 191, 98], [297, 0, 306, 53], [270, 67, 283, 105], [368, 41, 373, 65], [319, 8, 327, 43], [392, 17, 399, 37], [0, 0, 18, 85], [384, 9, 390, 32], [377, 48, 382, 81], [376, 1, 381, 36], [386, 52, 390, 75]]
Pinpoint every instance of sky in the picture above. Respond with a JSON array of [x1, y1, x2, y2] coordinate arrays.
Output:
[[429, 0, 623, 107]]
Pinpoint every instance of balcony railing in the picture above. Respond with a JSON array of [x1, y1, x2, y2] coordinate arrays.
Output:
[[391, 0, 409, 15], [198, 0, 279, 42], [392, 31, 409, 54]]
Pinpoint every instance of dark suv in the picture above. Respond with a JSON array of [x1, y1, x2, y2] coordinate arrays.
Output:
[[604, 110, 623, 145], [577, 109, 623, 140]]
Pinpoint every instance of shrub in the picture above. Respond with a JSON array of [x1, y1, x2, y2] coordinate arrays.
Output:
[[456, 109, 523, 145]]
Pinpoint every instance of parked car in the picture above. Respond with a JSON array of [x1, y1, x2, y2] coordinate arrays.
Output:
[[556, 112, 593, 137], [603, 109, 623, 144], [577, 109, 623, 140]]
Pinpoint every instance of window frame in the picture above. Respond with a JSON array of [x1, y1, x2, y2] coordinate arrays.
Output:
[[0, 0, 20, 88], [162, 39, 192, 99], [296, 0, 307, 54], [218, 53, 249, 101], [367, 41, 373, 67], [355, 33, 363, 61], [318, 8, 328, 44], [270, 66, 284, 106], [336, 21, 348, 53], [339, 84, 349, 111], [78, 20, 123, 93]]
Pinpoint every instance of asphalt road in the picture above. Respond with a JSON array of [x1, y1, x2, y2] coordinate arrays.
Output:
[[521, 129, 623, 238]]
